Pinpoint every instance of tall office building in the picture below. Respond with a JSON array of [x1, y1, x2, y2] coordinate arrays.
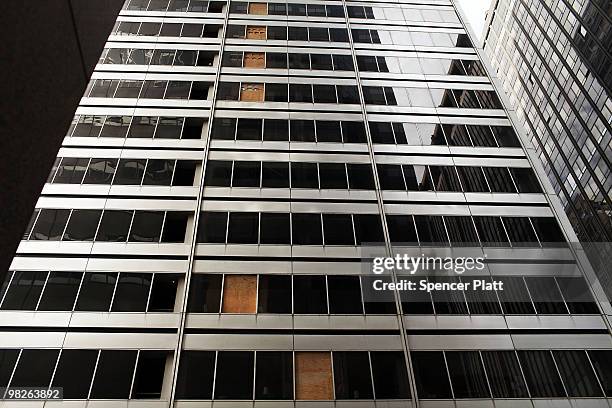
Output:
[[483, 0, 612, 298], [2, 0, 612, 406]]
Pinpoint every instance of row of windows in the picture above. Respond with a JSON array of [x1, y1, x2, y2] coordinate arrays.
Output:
[[114, 21, 221, 38], [229, 2, 460, 24], [86, 79, 211, 100], [67, 115, 205, 139], [125, 0, 224, 12], [216, 81, 503, 109], [226, 25, 471, 48], [187, 274, 598, 315], [222, 50, 485, 77], [0, 348, 168, 399], [211, 117, 522, 148], [47, 157, 197, 186], [2, 347, 610, 400], [0, 271, 178, 312], [204, 160, 542, 194], [23, 209, 189, 243], [412, 349, 612, 399], [100, 48, 216, 67], [176, 350, 407, 400], [196, 212, 565, 247]]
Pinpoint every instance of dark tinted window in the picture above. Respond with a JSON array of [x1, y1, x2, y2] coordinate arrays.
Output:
[[323, 214, 354, 245], [114, 159, 146, 184], [411, 351, 452, 398], [188, 274, 222, 313], [353, 214, 384, 244], [90, 350, 138, 398], [175, 351, 216, 399], [232, 161, 261, 187], [129, 211, 164, 242], [52, 350, 98, 398], [148, 274, 179, 312], [75, 272, 117, 311], [1, 271, 47, 310], [589, 350, 612, 396], [37, 272, 81, 311], [260, 213, 290, 244], [553, 350, 602, 397], [63, 210, 101, 241], [291, 162, 318, 188], [371, 352, 410, 398], [328, 276, 362, 314], [30, 209, 70, 240], [481, 351, 528, 398], [132, 351, 166, 399], [227, 212, 259, 244], [197, 211, 228, 243], [111, 273, 152, 312], [262, 162, 289, 188], [446, 351, 490, 398], [518, 350, 566, 397], [292, 213, 322, 244], [333, 352, 373, 399], [205, 160, 232, 186], [387, 215, 418, 244], [293, 275, 327, 314], [215, 352, 254, 399], [96, 210, 133, 241], [10, 349, 59, 387], [258, 275, 291, 313], [256, 352, 293, 399]]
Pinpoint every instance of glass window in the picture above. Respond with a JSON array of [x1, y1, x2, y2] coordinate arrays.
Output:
[[182, 23, 203, 37], [53, 157, 89, 183], [525, 277, 567, 314], [172, 161, 197, 186], [483, 167, 516, 192], [310, 54, 332, 70], [553, 350, 602, 397], [217, 82, 240, 100], [329, 28, 349, 42], [333, 55, 354, 71], [160, 22, 182, 36], [347, 164, 375, 189], [446, 351, 490, 398], [264, 119, 288, 141], [75, 272, 117, 311], [293, 275, 327, 314], [318, 163, 347, 189], [341, 121, 367, 143], [444, 216, 479, 246], [370, 122, 395, 144], [333, 352, 373, 399], [518, 350, 566, 397], [90, 350, 138, 398], [73, 115, 105, 137], [211, 117, 236, 139], [258, 275, 291, 313], [556, 277, 599, 314], [37, 272, 82, 311], [262, 162, 289, 188], [266, 52, 287, 69], [63, 210, 101, 241], [337, 85, 360, 104], [96, 210, 133, 242], [132, 351, 166, 399], [287, 3, 305, 15], [161, 212, 189, 243], [290, 119, 315, 142], [111, 273, 152, 312], [187, 274, 222, 312], [315, 120, 342, 142], [473, 216, 510, 246], [115, 79, 143, 98], [589, 350, 612, 396], [414, 215, 449, 245], [227, 212, 259, 244], [236, 118, 262, 140], [100, 116, 131, 137], [387, 215, 418, 244], [353, 214, 384, 244], [256, 351, 293, 399], [128, 116, 157, 138], [497, 277, 535, 314], [429, 166, 461, 191], [260, 213, 290, 244], [463, 276, 501, 314], [457, 166, 489, 192], [266, 25, 287, 40], [141, 80, 168, 99], [288, 26, 308, 41], [491, 126, 521, 147], [148, 274, 179, 312], [10, 349, 59, 387], [1, 271, 47, 310], [114, 159, 146, 184], [510, 168, 541, 193], [289, 83, 313, 102], [411, 351, 452, 398], [52, 350, 98, 398], [323, 214, 354, 245], [151, 49, 175, 65], [84, 158, 117, 184], [363, 86, 386, 104], [175, 351, 215, 399], [0, 349, 20, 388], [531, 217, 566, 245], [292, 213, 322, 245], [215, 352, 254, 399], [357, 55, 378, 72], [291, 162, 318, 188], [371, 351, 410, 398], [502, 217, 538, 246], [232, 161, 261, 187], [328, 276, 362, 314], [481, 351, 528, 398], [222, 51, 243, 67], [313, 84, 337, 103], [197, 211, 228, 243], [264, 83, 288, 102], [143, 159, 174, 185], [129, 211, 164, 242], [30, 209, 70, 240]]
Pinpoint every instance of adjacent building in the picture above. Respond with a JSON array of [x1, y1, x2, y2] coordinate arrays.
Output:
[[483, 0, 612, 298], [1, 0, 611, 406]]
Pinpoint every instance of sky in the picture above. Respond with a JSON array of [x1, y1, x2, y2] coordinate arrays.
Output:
[[456, 0, 493, 39]]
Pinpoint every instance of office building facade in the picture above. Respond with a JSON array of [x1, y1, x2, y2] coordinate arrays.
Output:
[[1, 0, 612, 406], [483, 0, 612, 298]]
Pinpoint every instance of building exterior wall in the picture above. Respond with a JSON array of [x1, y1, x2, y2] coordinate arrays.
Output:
[[1, 0, 612, 406], [483, 0, 612, 298]]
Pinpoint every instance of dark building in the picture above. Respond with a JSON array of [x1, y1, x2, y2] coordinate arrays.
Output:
[[483, 0, 612, 298], [1, 0, 611, 406]]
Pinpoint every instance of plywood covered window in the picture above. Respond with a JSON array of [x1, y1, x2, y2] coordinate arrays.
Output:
[[248, 2, 267, 15], [240, 83, 264, 102], [244, 52, 265, 68], [295, 352, 333, 400], [246, 25, 266, 39], [221, 275, 257, 313]]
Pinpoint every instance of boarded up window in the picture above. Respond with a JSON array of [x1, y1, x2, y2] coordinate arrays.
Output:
[[221, 275, 257, 313], [240, 83, 264, 102], [246, 26, 266, 39], [295, 352, 333, 400], [244, 52, 265, 68], [248, 2, 267, 15]]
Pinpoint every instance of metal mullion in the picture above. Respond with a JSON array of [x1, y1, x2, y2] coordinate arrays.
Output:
[[169, 159, 178, 186], [324, 275, 330, 315], [526, 217, 543, 249], [367, 351, 377, 400], [343, 163, 350, 192], [506, 166, 522, 194], [3, 349, 23, 398], [145, 273, 156, 312], [252, 350, 257, 400], [357, 271, 365, 316], [0, 271, 16, 307], [548, 349, 570, 399], [124, 210, 137, 244], [230, 160, 235, 187], [520, 275, 538, 316], [257, 212, 261, 246], [46, 348, 63, 392], [350, 214, 357, 246], [139, 158, 148, 186], [34, 271, 51, 311], [477, 350, 495, 400], [224, 210, 230, 244], [211, 350, 219, 401], [551, 277, 571, 315], [108, 272, 123, 312], [498, 216, 513, 248], [86, 349, 101, 399], [70, 272, 86, 312], [159, 211, 168, 243], [80, 158, 92, 186], [59, 209, 74, 242], [329, 350, 336, 400], [128, 349, 141, 400], [513, 349, 533, 399], [255, 274, 260, 314], [584, 350, 607, 398], [441, 351, 456, 400], [91, 207, 106, 244]]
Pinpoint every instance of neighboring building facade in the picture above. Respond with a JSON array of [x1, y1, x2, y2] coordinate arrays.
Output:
[[1, 0, 612, 406], [483, 0, 612, 298]]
